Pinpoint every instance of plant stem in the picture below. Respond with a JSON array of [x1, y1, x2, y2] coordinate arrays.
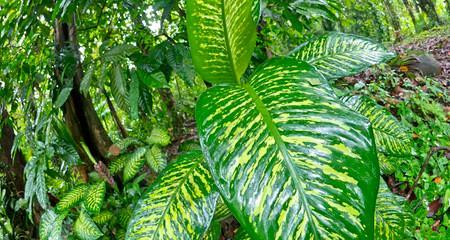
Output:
[[407, 146, 450, 200]]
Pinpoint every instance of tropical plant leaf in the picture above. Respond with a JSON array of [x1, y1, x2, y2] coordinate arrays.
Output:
[[126, 151, 219, 239], [340, 95, 411, 157], [109, 154, 128, 175], [118, 207, 133, 228], [123, 147, 147, 182], [103, 44, 138, 62], [375, 179, 413, 239], [129, 73, 140, 120], [196, 58, 379, 239], [203, 220, 221, 240], [54, 87, 72, 108], [377, 154, 409, 175], [39, 209, 64, 240], [80, 65, 94, 95], [145, 145, 167, 173], [146, 127, 170, 146], [213, 197, 232, 221], [84, 182, 106, 213], [92, 211, 114, 225], [137, 70, 168, 89], [74, 210, 103, 240], [55, 184, 88, 213], [112, 64, 127, 96], [186, 0, 258, 84], [234, 228, 252, 240], [290, 32, 395, 80]]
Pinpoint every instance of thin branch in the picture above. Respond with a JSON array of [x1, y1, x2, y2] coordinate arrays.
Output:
[[406, 146, 450, 200]]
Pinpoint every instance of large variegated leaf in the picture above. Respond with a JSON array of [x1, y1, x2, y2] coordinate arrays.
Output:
[[186, 0, 258, 84], [196, 58, 379, 239], [340, 95, 411, 157], [290, 32, 395, 80], [55, 185, 88, 213], [84, 182, 106, 213], [74, 210, 103, 240], [126, 151, 219, 239], [375, 179, 413, 239], [39, 209, 64, 240]]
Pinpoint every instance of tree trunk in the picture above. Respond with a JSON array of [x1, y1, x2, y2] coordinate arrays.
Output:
[[383, 0, 402, 42], [402, 0, 418, 32], [0, 108, 32, 237], [54, 15, 113, 164]]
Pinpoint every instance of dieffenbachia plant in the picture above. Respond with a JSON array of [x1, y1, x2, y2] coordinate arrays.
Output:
[[125, 0, 413, 239]]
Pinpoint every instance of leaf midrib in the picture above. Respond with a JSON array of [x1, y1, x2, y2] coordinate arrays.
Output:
[[243, 83, 320, 238], [220, 0, 239, 84]]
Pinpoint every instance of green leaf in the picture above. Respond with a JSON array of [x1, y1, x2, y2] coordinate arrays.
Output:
[[129, 73, 140, 120], [186, 0, 258, 84], [123, 147, 147, 182], [112, 64, 127, 96], [375, 179, 413, 239], [340, 96, 411, 157], [146, 127, 170, 146], [103, 44, 138, 62], [109, 154, 128, 175], [84, 182, 106, 213], [234, 228, 252, 240], [290, 32, 395, 80], [126, 151, 219, 239], [54, 87, 72, 108], [80, 65, 94, 95], [39, 209, 64, 240], [74, 210, 103, 240], [213, 197, 232, 221], [145, 145, 167, 173], [203, 220, 221, 240], [55, 185, 88, 213], [137, 70, 168, 89], [92, 211, 114, 225], [196, 58, 379, 239]]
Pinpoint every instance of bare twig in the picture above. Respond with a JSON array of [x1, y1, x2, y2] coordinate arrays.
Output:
[[406, 146, 450, 200]]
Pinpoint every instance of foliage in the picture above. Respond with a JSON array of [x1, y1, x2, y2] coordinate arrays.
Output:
[[0, 0, 448, 239]]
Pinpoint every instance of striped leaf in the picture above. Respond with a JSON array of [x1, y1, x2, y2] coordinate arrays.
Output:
[[340, 96, 411, 157], [55, 185, 88, 213], [145, 145, 167, 173], [196, 58, 379, 239], [39, 209, 64, 240], [213, 197, 233, 221], [74, 210, 103, 240], [290, 32, 395, 80], [92, 211, 114, 225], [126, 151, 219, 239], [203, 221, 221, 240], [186, 0, 258, 84], [109, 154, 128, 175], [123, 147, 147, 182], [235, 228, 252, 240], [84, 182, 106, 213], [146, 127, 170, 146], [375, 179, 413, 239]]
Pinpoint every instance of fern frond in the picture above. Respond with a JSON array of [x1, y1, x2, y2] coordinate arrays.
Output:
[[145, 145, 167, 173], [114, 137, 141, 151]]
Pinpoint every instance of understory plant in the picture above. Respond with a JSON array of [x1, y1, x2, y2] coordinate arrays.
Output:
[[38, 0, 417, 239]]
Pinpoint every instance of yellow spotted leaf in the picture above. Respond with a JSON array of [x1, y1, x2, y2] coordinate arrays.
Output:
[[126, 151, 219, 239], [196, 58, 379, 239]]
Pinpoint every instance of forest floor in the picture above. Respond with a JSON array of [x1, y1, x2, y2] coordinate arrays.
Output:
[[344, 25, 450, 238]]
